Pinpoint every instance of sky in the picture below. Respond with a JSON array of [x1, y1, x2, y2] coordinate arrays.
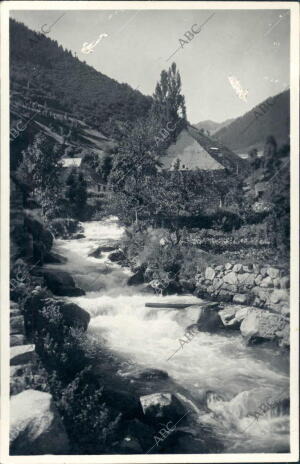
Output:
[[10, 8, 290, 124]]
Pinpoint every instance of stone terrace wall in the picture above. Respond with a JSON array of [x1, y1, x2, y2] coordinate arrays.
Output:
[[194, 262, 289, 316]]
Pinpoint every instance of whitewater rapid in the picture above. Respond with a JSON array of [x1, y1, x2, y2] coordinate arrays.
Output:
[[49, 217, 290, 453]]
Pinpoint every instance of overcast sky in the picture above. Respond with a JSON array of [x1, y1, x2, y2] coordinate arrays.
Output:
[[10, 9, 290, 124]]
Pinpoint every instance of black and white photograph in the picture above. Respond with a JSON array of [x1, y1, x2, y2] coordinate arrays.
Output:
[[1, 1, 299, 462]]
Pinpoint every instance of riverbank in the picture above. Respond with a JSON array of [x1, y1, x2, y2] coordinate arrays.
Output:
[[10, 216, 290, 454]]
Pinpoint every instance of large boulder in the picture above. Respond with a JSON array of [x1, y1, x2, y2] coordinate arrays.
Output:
[[240, 310, 289, 345], [196, 304, 223, 332], [10, 390, 70, 455], [140, 392, 186, 424], [41, 270, 85, 296]]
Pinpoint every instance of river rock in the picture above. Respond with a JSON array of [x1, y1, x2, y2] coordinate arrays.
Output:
[[240, 311, 288, 345], [197, 305, 223, 332], [140, 392, 186, 424], [41, 270, 85, 296], [88, 246, 102, 258], [127, 269, 145, 286], [225, 263, 232, 270], [10, 389, 70, 455], [108, 249, 126, 263]]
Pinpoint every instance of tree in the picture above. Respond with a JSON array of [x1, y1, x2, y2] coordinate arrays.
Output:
[[151, 62, 186, 142], [16, 133, 63, 219]]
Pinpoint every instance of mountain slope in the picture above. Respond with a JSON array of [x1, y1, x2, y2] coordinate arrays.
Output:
[[195, 118, 234, 134], [214, 90, 290, 154], [10, 19, 152, 138]]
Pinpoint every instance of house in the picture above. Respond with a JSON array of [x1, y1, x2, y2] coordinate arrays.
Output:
[[161, 124, 248, 175]]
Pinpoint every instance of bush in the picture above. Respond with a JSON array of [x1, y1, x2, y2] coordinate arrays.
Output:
[[51, 367, 121, 454]]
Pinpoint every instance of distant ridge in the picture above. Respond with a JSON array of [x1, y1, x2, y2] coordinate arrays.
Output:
[[194, 118, 234, 134], [214, 90, 290, 154]]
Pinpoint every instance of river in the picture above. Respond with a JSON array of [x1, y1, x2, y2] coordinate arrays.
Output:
[[48, 216, 290, 454]]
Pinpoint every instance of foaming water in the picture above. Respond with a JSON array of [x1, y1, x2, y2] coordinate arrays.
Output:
[[51, 217, 290, 453]]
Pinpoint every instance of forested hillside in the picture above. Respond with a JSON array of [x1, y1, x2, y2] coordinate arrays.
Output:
[[214, 90, 290, 154], [10, 19, 152, 136]]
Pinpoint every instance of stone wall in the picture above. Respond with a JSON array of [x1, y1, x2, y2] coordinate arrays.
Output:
[[194, 262, 289, 317], [9, 297, 71, 455]]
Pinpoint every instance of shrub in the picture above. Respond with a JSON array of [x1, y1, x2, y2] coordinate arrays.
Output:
[[50, 367, 122, 454]]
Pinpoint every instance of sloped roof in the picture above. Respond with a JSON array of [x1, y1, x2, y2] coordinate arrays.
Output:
[[187, 125, 249, 173], [164, 129, 224, 171], [162, 124, 249, 174]]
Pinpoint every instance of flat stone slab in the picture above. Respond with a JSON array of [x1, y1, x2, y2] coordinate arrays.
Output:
[[10, 344, 35, 366]]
